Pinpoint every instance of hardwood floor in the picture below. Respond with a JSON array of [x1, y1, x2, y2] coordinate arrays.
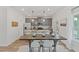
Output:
[[0, 39, 75, 52], [0, 40, 28, 52]]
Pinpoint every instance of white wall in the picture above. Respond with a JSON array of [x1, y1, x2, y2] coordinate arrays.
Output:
[[6, 7, 25, 46], [0, 7, 7, 46], [53, 7, 74, 49], [0, 7, 25, 46]]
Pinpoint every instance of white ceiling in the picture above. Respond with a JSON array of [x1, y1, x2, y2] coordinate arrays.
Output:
[[11, 6, 65, 17]]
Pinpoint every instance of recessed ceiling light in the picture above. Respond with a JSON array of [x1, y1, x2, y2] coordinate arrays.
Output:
[[47, 8, 50, 11], [21, 8, 25, 11]]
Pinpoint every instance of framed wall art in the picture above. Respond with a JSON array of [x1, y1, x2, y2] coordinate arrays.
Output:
[[12, 21, 18, 27]]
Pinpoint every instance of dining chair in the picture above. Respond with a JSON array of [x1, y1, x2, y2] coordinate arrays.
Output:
[[31, 40, 41, 52], [42, 40, 54, 52], [31, 31, 41, 52], [41, 31, 54, 52]]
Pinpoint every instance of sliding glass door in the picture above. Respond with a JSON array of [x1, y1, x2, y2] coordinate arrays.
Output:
[[73, 14, 79, 40], [72, 7, 79, 40]]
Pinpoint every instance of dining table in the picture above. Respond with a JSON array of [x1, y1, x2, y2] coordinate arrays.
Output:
[[20, 34, 67, 52]]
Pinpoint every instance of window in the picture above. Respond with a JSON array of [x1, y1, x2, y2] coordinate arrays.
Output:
[[73, 15, 79, 40]]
